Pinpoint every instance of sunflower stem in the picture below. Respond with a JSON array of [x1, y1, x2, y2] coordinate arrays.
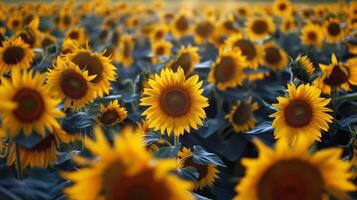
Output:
[[14, 143, 23, 180]]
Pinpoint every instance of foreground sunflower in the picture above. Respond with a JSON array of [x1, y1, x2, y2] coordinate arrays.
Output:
[[97, 100, 127, 127], [178, 147, 219, 190], [0, 38, 34, 72], [246, 16, 275, 41], [260, 42, 288, 71], [0, 68, 64, 137], [300, 23, 324, 49], [234, 137, 355, 200], [226, 98, 259, 133], [46, 57, 97, 111], [315, 54, 357, 94], [270, 83, 333, 145], [140, 68, 208, 136], [167, 45, 200, 75], [208, 48, 247, 90], [63, 127, 194, 200]]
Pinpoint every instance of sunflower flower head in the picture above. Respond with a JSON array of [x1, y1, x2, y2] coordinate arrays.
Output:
[[290, 55, 315, 83]]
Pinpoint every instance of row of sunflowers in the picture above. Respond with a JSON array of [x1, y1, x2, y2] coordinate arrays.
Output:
[[0, 0, 356, 199]]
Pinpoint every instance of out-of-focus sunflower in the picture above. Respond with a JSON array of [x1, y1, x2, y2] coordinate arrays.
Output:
[[150, 24, 169, 42], [0, 38, 34, 72], [208, 48, 247, 90], [246, 16, 275, 41], [171, 12, 191, 38], [16, 18, 42, 48], [225, 98, 259, 133], [167, 45, 200, 75], [280, 17, 297, 33], [7, 127, 74, 169], [46, 57, 97, 111], [125, 15, 140, 29], [6, 13, 22, 32], [65, 47, 116, 97], [55, 10, 76, 31], [61, 39, 80, 56], [135, 120, 167, 153], [151, 40, 172, 63], [0, 68, 64, 137], [193, 19, 216, 44], [97, 100, 127, 127], [315, 54, 357, 94], [291, 55, 315, 82], [0, 28, 6, 47], [225, 34, 261, 69], [63, 127, 194, 200], [40, 33, 56, 49], [346, 41, 357, 55], [270, 83, 333, 145], [118, 34, 135, 67], [219, 16, 240, 35], [178, 147, 219, 190], [234, 137, 355, 200], [273, 0, 293, 17], [103, 45, 120, 63], [140, 68, 208, 136], [260, 42, 288, 71], [64, 27, 88, 46], [324, 18, 344, 43], [235, 5, 251, 19], [301, 23, 324, 49]]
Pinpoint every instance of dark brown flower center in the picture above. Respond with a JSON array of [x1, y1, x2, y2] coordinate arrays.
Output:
[[233, 102, 253, 125], [155, 46, 166, 56], [175, 16, 189, 32], [284, 100, 312, 127], [12, 20, 20, 28], [26, 134, 55, 151], [183, 157, 209, 181], [63, 15, 71, 26], [238, 8, 247, 16], [123, 40, 132, 58], [252, 20, 268, 35], [19, 32, 36, 48], [71, 52, 104, 83], [169, 52, 192, 74], [99, 110, 120, 126], [160, 88, 191, 117], [60, 69, 88, 100], [103, 46, 115, 58], [264, 47, 282, 65], [3, 46, 25, 65], [195, 21, 215, 39], [278, 3, 287, 11], [68, 31, 79, 40], [13, 88, 45, 123], [327, 22, 341, 36], [154, 30, 164, 40], [41, 38, 54, 49], [307, 31, 317, 41], [234, 39, 256, 60], [323, 65, 349, 87], [214, 56, 237, 83], [223, 21, 238, 32], [257, 159, 324, 200]]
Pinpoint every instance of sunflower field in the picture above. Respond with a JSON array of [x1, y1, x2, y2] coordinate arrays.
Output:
[[0, 0, 357, 199]]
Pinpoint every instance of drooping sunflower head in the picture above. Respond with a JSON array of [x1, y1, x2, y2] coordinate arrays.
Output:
[[270, 83, 333, 145], [324, 18, 344, 43], [208, 48, 248, 90], [97, 100, 127, 127], [46, 57, 97, 111], [273, 0, 293, 17], [193, 19, 216, 44], [0, 68, 64, 137], [151, 40, 173, 63], [225, 98, 259, 133], [260, 42, 288, 71], [234, 137, 355, 200], [167, 45, 200, 75], [301, 23, 324, 49], [63, 127, 194, 200], [140, 68, 208, 136], [291, 55, 315, 82], [118, 34, 135, 67], [0, 38, 34, 72], [171, 12, 191, 38], [65, 47, 116, 97], [178, 147, 219, 190], [246, 17, 275, 41], [315, 54, 357, 94]]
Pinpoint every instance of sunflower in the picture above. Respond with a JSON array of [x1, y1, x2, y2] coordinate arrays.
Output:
[[208, 48, 247, 90], [0, 27, 6, 47], [16, 18, 41, 48], [135, 120, 167, 153], [167, 45, 200, 75], [140, 68, 208, 136], [61, 39, 80, 56], [246, 17, 275, 41], [178, 147, 219, 190], [280, 17, 297, 33], [103, 45, 121, 63], [270, 83, 333, 145], [291, 55, 315, 82], [300, 23, 324, 49], [225, 34, 261, 69], [273, 0, 293, 17], [7, 127, 74, 169], [314, 54, 357, 94], [46, 57, 97, 111], [235, 5, 251, 18], [97, 100, 127, 127], [234, 137, 355, 200], [63, 127, 194, 200], [65, 27, 88, 46], [55, 10, 76, 30], [193, 19, 216, 44], [171, 12, 191, 38], [0, 38, 34, 72], [324, 18, 344, 43], [0, 68, 64, 137], [65, 47, 116, 97], [40, 33, 56, 49], [219, 16, 240, 35], [6, 13, 22, 32], [225, 98, 259, 133], [150, 24, 169, 42], [118, 34, 135, 67], [260, 42, 288, 71], [151, 40, 172, 63]]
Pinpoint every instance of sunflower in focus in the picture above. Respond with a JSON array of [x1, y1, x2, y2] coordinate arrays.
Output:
[[151, 40, 172, 63], [0, 38, 34, 72], [97, 100, 127, 127], [171, 12, 191, 38], [208, 48, 247, 90], [140, 68, 208, 136], [315, 54, 357, 94], [65, 27, 88, 46], [234, 137, 355, 200], [46, 57, 97, 111], [324, 18, 344, 43], [0, 68, 64, 137], [292, 55, 315, 82], [167, 45, 200, 75], [246, 17, 275, 41], [63, 127, 194, 200], [226, 98, 259, 133], [260, 42, 288, 71], [65, 47, 116, 97], [118, 34, 135, 67], [273, 0, 293, 17], [193, 19, 216, 44], [270, 83, 333, 145], [301, 23, 324, 49], [178, 147, 219, 190]]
